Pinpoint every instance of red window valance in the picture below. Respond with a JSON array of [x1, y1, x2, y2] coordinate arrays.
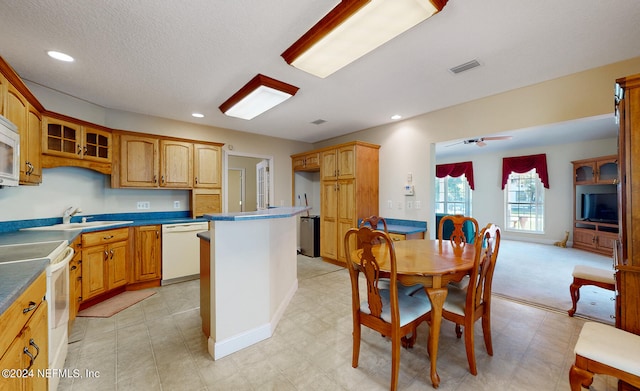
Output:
[[436, 161, 475, 190], [501, 153, 549, 189]]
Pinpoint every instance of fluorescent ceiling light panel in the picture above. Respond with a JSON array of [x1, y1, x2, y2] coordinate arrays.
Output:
[[282, 0, 448, 78], [219, 74, 299, 120]]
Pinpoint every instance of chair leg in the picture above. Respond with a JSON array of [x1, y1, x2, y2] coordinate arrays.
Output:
[[569, 364, 594, 391], [481, 313, 493, 356], [391, 334, 401, 391], [463, 320, 478, 376], [568, 281, 581, 317], [352, 323, 361, 368]]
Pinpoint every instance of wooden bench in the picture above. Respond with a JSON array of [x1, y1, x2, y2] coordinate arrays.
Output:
[[570, 322, 640, 390], [568, 265, 615, 317]]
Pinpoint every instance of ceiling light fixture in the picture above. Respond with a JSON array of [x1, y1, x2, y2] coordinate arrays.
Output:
[[219, 74, 299, 120], [47, 50, 74, 62], [281, 0, 448, 78], [192, 113, 205, 118], [391, 114, 402, 120]]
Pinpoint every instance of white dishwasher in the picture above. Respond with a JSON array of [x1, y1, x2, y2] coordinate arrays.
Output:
[[162, 222, 209, 285]]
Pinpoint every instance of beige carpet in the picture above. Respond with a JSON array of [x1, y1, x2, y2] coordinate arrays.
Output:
[[77, 290, 156, 318], [492, 239, 615, 324]]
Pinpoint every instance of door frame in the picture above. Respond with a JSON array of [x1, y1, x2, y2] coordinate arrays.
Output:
[[223, 150, 275, 213], [227, 167, 246, 212]]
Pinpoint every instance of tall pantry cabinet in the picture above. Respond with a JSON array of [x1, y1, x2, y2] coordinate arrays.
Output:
[[616, 72, 640, 348], [319, 142, 379, 263]]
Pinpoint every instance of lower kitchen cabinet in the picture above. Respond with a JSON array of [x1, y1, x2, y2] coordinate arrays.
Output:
[[81, 228, 129, 301], [68, 237, 83, 330], [0, 273, 48, 391], [132, 225, 162, 284]]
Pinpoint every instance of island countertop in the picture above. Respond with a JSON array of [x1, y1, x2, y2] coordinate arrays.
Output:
[[203, 206, 311, 221]]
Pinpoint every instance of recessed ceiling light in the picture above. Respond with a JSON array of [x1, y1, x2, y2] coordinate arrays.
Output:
[[192, 113, 205, 118], [47, 51, 74, 62], [391, 115, 402, 120]]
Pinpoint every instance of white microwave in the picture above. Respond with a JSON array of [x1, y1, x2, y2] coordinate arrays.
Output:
[[0, 115, 20, 187]]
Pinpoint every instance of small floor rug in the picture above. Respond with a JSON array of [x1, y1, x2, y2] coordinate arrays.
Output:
[[77, 290, 156, 318]]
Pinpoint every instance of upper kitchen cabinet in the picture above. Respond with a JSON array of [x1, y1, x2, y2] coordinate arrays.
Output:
[[321, 144, 357, 181], [194, 143, 222, 188], [41, 113, 112, 174], [573, 155, 618, 185], [292, 151, 320, 172], [160, 140, 193, 188], [0, 72, 6, 116], [114, 133, 160, 187]]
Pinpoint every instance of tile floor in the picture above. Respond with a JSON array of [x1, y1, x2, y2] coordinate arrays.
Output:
[[59, 255, 619, 391]]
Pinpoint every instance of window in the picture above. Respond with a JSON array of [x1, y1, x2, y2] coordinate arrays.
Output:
[[505, 169, 544, 232], [435, 174, 472, 215]]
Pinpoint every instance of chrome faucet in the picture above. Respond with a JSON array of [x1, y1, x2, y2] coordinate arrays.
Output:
[[62, 206, 82, 224]]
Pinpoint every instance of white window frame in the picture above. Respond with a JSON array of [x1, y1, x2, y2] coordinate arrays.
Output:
[[504, 169, 545, 233], [435, 175, 472, 215]]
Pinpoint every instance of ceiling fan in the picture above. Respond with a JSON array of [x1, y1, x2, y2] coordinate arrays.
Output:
[[447, 135, 513, 147]]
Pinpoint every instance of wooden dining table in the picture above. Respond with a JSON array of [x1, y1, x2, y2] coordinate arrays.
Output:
[[366, 239, 476, 388]]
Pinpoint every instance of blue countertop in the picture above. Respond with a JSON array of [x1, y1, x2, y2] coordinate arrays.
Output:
[[204, 206, 311, 221], [0, 260, 49, 316], [358, 218, 427, 235]]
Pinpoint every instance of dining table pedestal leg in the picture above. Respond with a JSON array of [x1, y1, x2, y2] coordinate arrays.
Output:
[[426, 287, 447, 388]]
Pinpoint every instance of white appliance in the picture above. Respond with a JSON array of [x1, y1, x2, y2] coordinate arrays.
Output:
[[0, 240, 73, 391], [0, 114, 20, 187], [162, 222, 209, 284]]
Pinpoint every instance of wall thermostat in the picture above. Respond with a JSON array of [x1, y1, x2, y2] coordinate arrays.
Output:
[[404, 185, 414, 196]]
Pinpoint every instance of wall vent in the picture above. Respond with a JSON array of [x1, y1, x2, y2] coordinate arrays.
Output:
[[449, 59, 481, 74], [311, 119, 327, 125]]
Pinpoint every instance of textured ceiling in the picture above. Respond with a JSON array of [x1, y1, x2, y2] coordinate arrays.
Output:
[[0, 0, 638, 148]]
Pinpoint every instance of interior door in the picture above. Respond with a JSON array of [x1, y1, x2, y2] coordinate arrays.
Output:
[[256, 159, 269, 210], [228, 168, 244, 212]]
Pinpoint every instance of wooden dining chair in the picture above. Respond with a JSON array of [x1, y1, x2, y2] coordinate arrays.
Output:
[[359, 215, 388, 233], [344, 226, 432, 391], [436, 223, 501, 375], [437, 214, 479, 251]]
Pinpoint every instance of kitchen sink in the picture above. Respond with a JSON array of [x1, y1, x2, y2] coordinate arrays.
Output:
[[24, 221, 133, 231]]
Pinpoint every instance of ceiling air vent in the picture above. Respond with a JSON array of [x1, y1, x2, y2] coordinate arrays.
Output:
[[311, 119, 327, 125], [449, 59, 481, 74]]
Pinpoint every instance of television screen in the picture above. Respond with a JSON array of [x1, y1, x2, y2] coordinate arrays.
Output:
[[581, 193, 618, 223]]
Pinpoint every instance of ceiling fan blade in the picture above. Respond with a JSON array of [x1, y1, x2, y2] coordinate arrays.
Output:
[[482, 136, 512, 141]]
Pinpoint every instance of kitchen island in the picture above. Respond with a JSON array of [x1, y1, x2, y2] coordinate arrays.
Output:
[[199, 207, 309, 360]]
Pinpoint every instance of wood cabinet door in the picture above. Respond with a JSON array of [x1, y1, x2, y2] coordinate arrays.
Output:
[[83, 127, 111, 162], [43, 117, 81, 158], [82, 246, 107, 300], [320, 181, 338, 259], [134, 226, 161, 282], [22, 303, 48, 391], [574, 162, 596, 184], [22, 105, 42, 184], [194, 144, 221, 188], [321, 149, 337, 180], [107, 241, 128, 289], [573, 229, 597, 250], [160, 140, 193, 188], [337, 180, 355, 262], [0, 333, 24, 390], [337, 145, 356, 179], [0, 73, 6, 116], [596, 158, 618, 184], [119, 134, 159, 187]]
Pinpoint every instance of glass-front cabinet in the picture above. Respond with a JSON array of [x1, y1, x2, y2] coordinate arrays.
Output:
[[573, 155, 618, 185], [43, 116, 111, 162]]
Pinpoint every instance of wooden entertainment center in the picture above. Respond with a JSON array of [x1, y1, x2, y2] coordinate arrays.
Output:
[[571, 155, 619, 255]]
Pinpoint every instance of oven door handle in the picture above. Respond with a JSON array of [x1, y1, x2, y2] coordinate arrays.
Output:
[[48, 247, 74, 272]]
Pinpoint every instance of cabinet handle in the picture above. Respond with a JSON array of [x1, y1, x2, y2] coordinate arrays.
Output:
[[70, 265, 77, 271], [195, 176, 198, 184], [23, 347, 35, 370], [77, 145, 82, 155], [161, 175, 165, 184], [156, 231, 159, 239], [153, 175, 157, 183], [84, 145, 88, 155], [29, 339, 40, 361], [104, 250, 109, 261], [22, 301, 37, 314], [103, 235, 114, 240], [110, 249, 115, 259]]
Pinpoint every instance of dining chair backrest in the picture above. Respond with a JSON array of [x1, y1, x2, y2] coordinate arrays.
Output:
[[469, 223, 501, 316], [438, 215, 479, 254], [344, 226, 397, 320], [359, 215, 388, 232]]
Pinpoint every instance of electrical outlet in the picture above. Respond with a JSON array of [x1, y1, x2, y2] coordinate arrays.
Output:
[[137, 201, 150, 210], [415, 201, 421, 209], [407, 201, 413, 209], [174, 201, 180, 209], [387, 200, 393, 209]]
